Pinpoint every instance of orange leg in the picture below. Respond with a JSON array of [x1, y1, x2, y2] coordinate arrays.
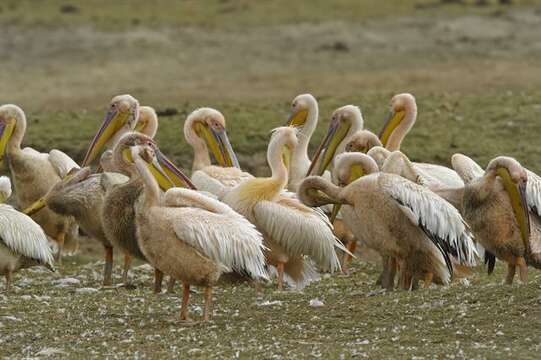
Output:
[[122, 254, 132, 285], [203, 287, 213, 322], [517, 257, 528, 283], [103, 246, 113, 286], [55, 232, 66, 265], [180, 283, 191, 321], [276, 262, 285, 291], [154, 269, 164, 294], [423, 272, 434, 289]]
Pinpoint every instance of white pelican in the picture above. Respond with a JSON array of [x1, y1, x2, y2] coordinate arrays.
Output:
[[0, 176, 54, 292], [452, 154, 541, 284], [299, 153, 477, 290], [307, 105, 364, 177], [376, 93, 463, 187], [222, 127, 346, 290], [184, 108, 252, 198], [127, 137, 267, 321], [0, 104, 79, 261], [284, 93, 319, 192]]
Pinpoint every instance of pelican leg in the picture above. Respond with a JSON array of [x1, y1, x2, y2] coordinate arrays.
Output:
[[55, 232, 66, 265], [254, 281, 263, 298], [203, 287, 213, 322], [423, 272, 433, 289], [342, 241, 357, 274], [154, 269, 164, 294], [122, 254, 132, 285], [276, 262, 285, 291], [382, 257, 397, 291], [103, 246, 113, 286], [505, 261, 516, 285], [517, 257, 528, 284], [376, 256, 389, 286], [166, 277, 176, 293], [4, 271, 11, 293], [180, 283, 191, 321]]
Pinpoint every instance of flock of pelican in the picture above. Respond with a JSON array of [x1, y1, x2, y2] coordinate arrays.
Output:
[[0, 92, 540, 322]]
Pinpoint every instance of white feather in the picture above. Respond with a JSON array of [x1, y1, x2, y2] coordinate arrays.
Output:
[[48, 149, 80, 179], [0, 176, 12, 199], [164, 188, 268, 280], [191, 166, 254, 199], [253, 196, 345, 272], [381, 175, 478, 267], [0, 204, 54, 267], [526, 169, 541, 218]]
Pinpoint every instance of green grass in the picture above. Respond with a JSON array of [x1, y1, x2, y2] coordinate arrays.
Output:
[[1, 259, 540, 358]]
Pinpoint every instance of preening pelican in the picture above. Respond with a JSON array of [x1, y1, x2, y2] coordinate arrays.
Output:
[[184, 108, 252, 198], [452, 154, 541, 284], [284, 94, 319, 192], [222, 127, 346, 290], [299, 154, 477, 290], [0, 104, 79, 261], [128, 139, 267, 321], [0, 176, 54, 292]]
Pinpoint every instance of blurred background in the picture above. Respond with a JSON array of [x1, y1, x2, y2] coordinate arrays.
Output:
[[1, 0, 540, 175]]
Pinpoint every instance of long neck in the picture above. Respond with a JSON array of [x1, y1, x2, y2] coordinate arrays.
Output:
[[134, 158, 160, 207], [386, 104, 417, 152], [268, 143, 288, 188], [185, 125, 211, 172], [8, 116, 26, 152], [336, 118, 363, 157], [298, 176, 344, 207], [112, 147, 138, 177], [296, 103, 318, 160]]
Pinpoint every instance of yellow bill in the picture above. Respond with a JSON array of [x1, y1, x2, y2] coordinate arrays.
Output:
[[330, 164, 366, 223], [0, 121, 15, 168], [286, 109, 308, 127], [378, 110, 405, 147], [194, 122, 240, 168]]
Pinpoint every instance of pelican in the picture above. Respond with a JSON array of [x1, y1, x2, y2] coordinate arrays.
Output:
[[376, 93, 463, 187], [284, 94, 319, 192], [127, 137, 267, 321], [21, 103, 160, 287], [0, 104, 79, 261], [0, 176, 54, 292], [184, 107, 252, 198], [299, 153, 477, 290], [451, 154, 541, 284], [222, 127, 346, 290]]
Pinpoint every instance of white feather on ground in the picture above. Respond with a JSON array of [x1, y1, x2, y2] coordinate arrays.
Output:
[[381, 175, 478, 267], [164, 188, 268, 281], [0, 204, 54, 267]]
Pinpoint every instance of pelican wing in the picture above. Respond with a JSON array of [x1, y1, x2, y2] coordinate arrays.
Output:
[[192, 166, 254, 199], [526, 169, 541, 217], [0, 204, 54, 267], [414, 163, 464, 187], [253, 195, 345, 272], [381, 175, 477, 267], [48, 149, 80, 179], [167, 188, 268, 280], [451, 154, 485, 184]]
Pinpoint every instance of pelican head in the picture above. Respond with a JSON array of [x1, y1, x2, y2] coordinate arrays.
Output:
[[134, 106, 159, 138], [82, 94, 140, 167], [184, 108, 240, 169], [0, 176, 12, 203], [286, 93, 318, 132], [367, 146, 391, 170], [345, 130, 382, 154], [379, 93, 417, 149], [307, 105, 364, 177], [485, 156, 530, 250], [269, 126, 298, 174], [0, 104, 26, 168], [329, 152, 378, 222], [115, 132, 195, 191]]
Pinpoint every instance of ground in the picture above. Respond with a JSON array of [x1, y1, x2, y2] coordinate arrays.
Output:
[[1, 0, 541, 358]]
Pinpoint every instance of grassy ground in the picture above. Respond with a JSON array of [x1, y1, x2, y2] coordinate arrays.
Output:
[[2, 0, 541, 358]]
